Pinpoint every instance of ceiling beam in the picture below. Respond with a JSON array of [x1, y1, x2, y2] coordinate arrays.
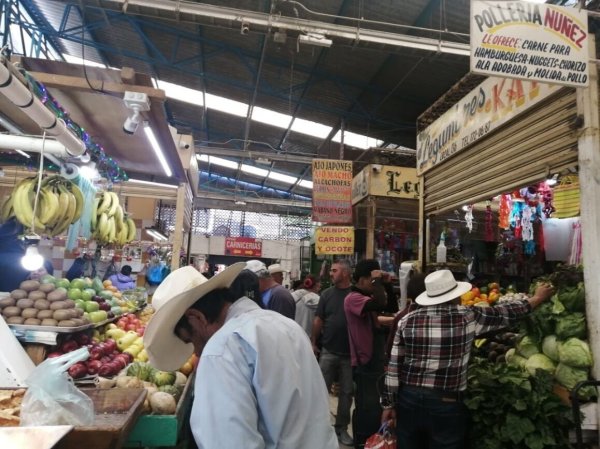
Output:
[[194, 191, 311, 209], [82, 0, 470, 56], [197, 146, 314, 164]]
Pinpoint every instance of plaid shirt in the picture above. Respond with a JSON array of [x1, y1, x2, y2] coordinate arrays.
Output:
[[382, 299, 531, 407]]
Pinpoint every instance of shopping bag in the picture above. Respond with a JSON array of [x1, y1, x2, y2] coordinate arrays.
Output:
[[553, 175, 580, 218], [365, 423, 396, 449], [20, 347, 94, 426]]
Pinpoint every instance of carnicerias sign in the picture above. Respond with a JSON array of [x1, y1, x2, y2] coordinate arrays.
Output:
[[470, 1, 589, 87]]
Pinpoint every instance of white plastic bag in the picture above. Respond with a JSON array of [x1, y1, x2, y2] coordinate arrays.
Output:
[[20, 347, 94, 426]]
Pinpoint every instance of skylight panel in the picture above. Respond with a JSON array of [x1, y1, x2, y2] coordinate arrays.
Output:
[[268, 172, 297, 184], [290, 117, 332, 139], [197, 155, 239, 169], [157, 80, 205, 105], [63, 54, 106, 68], [205, 93, 248, 117], [298, 180, 313, 189], [252, 106, 293, 129], [332, 130, 384, 150], [241, 164, 269, 177]]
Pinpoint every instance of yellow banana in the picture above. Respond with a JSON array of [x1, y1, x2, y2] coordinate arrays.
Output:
[[96, 191, 112, 215], [114, 205, 124, 232], [13, 178, 45, 231], [126, 217, 136, 242], [48, 187, 69, 228], [107, 216, 116, 243], [49, 187, 76, 236], [106, 192, 120, 217], [91, 197, 100, 231], [38, 186, 59, 225], [98, 212, 109, 241], [68, 182, 84, 222]]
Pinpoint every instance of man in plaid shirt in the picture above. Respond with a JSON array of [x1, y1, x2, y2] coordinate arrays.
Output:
[[381, 269, 554, 449]]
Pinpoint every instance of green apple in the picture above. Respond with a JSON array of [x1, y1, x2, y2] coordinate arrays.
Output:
[[70, 278, 86, 290], [89, 310, 108, 323], [56, 278, 70, 289], [75, 299, 86, 310], [85, 301, 100, 313], [40, 274, 56, 285], [68, 288, 82, 300], [81, 289, 95, 302]]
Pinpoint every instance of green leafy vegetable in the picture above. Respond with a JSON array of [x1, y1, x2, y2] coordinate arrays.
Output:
[[525, 354, 556, 377], [555, 313, 587, 340], [541, 335, 559, 362], [554, 363, 597, 401], [557, 338, 593, 368], [516, 335, 540, 359], [558, 283, 585, 313]]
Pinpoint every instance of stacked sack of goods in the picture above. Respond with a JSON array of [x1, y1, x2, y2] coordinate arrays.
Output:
[[506, 265, 597, 401]]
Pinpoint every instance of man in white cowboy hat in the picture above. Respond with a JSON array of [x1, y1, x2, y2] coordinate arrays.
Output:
[[246, 260, 296, 319], [144, 263, 338, 449], [267, 263, 286, 285], [380, 269, 555, 449]]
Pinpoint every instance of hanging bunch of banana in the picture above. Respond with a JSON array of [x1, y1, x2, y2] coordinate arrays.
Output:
[[91, 190, 137, 245], [0, 175, 84, 236]]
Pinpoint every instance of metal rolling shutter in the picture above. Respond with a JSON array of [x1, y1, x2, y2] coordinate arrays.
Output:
[[423, 88, 579, 216]]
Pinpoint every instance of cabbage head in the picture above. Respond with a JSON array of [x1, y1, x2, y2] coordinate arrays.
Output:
[[525, 353, 556, 377], [554, 363, 597, 401], [558, 283, 585, 312], [505, 348, 527, 369], [555, 313, 587, 340], [517, 335, 540, 358], [558, 338, 593, 368], [542, 335, 559, 362]]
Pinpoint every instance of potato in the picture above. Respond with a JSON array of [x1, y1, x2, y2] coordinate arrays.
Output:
[[2, 306, 21, 318], [21, 308, 39, 319], [63, 299, 76, 309], [23, 318, 41, 326], [70, 318, 85, 327], [34, 299, 50, 310], [28, 291, 46, 301], [10, 289, 27, 300], [6, 316, 24, 325], [57, 320, 76, 327], [19, 280, 40, 292], [16, 298, 34, 309], [53, 310, 71, 321], [41, 318, 58, 327], [37, 309, 54, 319], [47, 289, 67, 302], [0, 297, 16, 308], [38, 283, 55, 294], [74, 307, 84, 317], [65, 309, 79, 319], [50, 301, 67, 311]]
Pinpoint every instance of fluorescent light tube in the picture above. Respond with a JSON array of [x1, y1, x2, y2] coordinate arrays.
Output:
[[144, 124, 172, 177], [128, 178, 178, 189]]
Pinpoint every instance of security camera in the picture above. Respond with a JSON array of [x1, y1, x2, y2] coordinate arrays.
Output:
[[371, 164, 383, 173], [123, 91, 151, 135], [123, 106, 141, 135], [241, 22, 250, 35], [179, 141, 190, 150]]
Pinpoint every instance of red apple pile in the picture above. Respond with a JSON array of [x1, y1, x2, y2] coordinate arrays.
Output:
[[116, 313, 146, 336], [48, 333, 133, 379]]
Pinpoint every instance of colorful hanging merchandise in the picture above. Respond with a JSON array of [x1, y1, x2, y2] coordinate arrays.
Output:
[[538, 181, 555, 218], [510, 201, 525, 239], [499, 194, 512, 229], [553, 175, 580, 218], [464, 205, 474, 233], [484, 203, 494, 242], [521, 205, 536, 255], [568, 219, 583, 265]]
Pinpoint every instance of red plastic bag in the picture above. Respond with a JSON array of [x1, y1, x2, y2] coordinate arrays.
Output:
[[365, 423, 396, 449]]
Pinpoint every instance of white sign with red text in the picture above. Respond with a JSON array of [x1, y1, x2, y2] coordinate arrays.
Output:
[[470, 1, 589, 87]]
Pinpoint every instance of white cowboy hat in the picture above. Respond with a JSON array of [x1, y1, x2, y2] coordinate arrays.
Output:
[[415, 269, 472, 306], [144, 262, 246, 371], [245, 259, 267, 274], [267, 263, 285, 274]]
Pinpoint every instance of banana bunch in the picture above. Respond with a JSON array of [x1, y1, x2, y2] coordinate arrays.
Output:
[[92, 191, 137, 245], [1, 175, 84, 236]]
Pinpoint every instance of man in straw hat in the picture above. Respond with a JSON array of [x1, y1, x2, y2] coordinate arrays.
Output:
[[380, 269, 554, 449], [144, 263, 338, 449]]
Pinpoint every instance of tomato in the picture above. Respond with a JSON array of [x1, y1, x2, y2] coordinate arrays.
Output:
[[471, 287, 480, 298]]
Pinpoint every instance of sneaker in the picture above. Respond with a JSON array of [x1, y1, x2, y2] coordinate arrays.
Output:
[[337, 429, 354, 446]]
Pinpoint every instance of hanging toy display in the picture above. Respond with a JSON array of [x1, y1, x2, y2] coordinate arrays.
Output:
[[499, 194, 512, 229], [510, 201, 524, 238], [464, 205, 474, 233], [521, 205, 536, 255], [538, 182, 556, 218], [484, 202, 494, 242]]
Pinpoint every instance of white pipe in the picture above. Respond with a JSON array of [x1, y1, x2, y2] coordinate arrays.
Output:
[[100, 0, 470, 56], [0, 134, 72, 157], [0, 59, 86, 156]]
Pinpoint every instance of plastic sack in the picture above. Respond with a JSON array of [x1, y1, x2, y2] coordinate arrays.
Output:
[[365, 423, 396, 449], [146, 261, 169, 285], [553, 175, 580, 218], [20, 347, 94, 426]]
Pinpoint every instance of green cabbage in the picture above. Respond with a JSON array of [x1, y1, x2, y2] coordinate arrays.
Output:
[[152, 370, 176, 386], [517, 335, 540, 359], [505, 348, 527, 369], [558, 283, 585, 313], [558, 338, 593, 368], [555, 313, 587, 340], [542, 335, 559, 362], [525, 353, 556, 377], [554, 363, 597, 401]]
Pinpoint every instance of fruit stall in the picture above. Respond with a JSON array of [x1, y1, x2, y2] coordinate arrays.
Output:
[[415, 45, 600, 446], [0, 275, 197, 448]]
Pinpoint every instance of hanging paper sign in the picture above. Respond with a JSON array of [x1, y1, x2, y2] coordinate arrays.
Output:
[[470, 1, 589, 87], [312, 159, 353, 224], [315, 226, 355, 255], [224, 237, 262, 257], [416, 77, 559, 175]]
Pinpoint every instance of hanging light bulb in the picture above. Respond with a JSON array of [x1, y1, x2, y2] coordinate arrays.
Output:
[[21, 246, 44, 271]]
